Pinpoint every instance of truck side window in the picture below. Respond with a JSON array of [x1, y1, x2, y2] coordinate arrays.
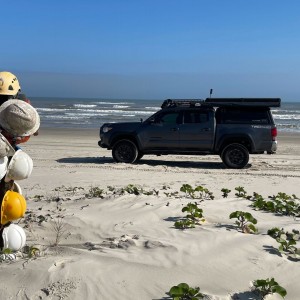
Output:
[[157, 112, 180, 124], [184, 111, 208, 124]]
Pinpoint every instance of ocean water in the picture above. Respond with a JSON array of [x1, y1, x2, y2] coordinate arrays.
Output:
[[29, 97, 300, 133]]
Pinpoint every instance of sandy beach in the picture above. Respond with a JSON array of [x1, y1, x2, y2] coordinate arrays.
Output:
[[0, 128, 299, 300]]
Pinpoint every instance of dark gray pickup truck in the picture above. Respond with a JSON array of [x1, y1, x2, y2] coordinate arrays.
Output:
[[98, 98, 280, 168]]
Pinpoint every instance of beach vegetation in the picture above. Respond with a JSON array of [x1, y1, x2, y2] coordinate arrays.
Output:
[[252, 278, 287, 299], [22, 245, 40, 259], [229, 211, 257, 233], [268, 227, 300, 256], [162, 184, 178, 197], [23, 210, 51, 229], [54, 185, 85, 194], [267, 227, 285, 239], [251, 192, 300, 217], [107, 184, 159, 196], [168, 282, 204, 299], [180, 184, 214, 200], [234, 186, 247, 198], [164, 191, 179, 197], [50, 217, 67, 247], [174, 219, 197, 229], [86, 186, 104, 198], [182, 202, 205, 221], [175, 202, 205, 229], [33, 194, 44, 201], [221, 188, 231, 198], [122, 184, 142, 195]]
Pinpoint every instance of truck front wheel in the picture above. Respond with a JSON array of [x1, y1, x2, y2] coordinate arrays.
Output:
[[112, 140, 138, 163], [221, 143, 249, 169]]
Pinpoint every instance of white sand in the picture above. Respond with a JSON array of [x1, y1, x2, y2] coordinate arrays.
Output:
[[0, 128, 299, 300]]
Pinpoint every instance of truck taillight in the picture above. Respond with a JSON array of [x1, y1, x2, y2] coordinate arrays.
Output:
[[271, 127, 277, 140]]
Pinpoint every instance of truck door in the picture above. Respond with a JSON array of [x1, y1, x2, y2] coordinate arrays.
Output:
[[138, 111, 181, 150], [179, 109, 215, 150]]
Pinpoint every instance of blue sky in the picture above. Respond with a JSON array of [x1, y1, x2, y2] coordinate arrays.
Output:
[[2, 0, 300, 100]]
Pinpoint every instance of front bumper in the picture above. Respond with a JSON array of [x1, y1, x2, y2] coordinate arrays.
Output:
[[98, 140, 108, 148]]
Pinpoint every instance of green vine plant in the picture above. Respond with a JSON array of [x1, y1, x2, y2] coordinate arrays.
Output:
[[164, 191, 179, 198], [234, 186, 247, 198], [180, 184, 214, 201], [107, 184, 159, 196], [168, 283, 204, 300], [251, 192, 300, 217], [229, 211, 258, 234], [22, 245, 40, 259], [268, 227, 300, 257], [252, 278, 287, 299], [86, 186, 105, 198], [54, 185, 85, 195], [221, 188, 231, 198], [175, 202, 205, 230]]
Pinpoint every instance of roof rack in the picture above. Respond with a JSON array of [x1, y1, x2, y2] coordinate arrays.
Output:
[[161, 99, 205, 108], [161, 98, 281, 108]]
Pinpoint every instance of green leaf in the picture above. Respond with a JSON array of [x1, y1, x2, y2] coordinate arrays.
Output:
[[169, 286, 183, 297], [248, 224, 258, 233], [182, 207, 189, 213], [229, 211, 239, 219], [195, 186, 204, 192], [2, 248, 12, 254], [272, 285, 287, 297], [288, 239, 297, 246], [269, 277, 278, 285], [253, 279, 266, 287], [177, 283, 189, 288]]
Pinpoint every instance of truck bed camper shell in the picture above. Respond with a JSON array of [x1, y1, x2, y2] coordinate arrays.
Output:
[[161, 98, 281, 109]]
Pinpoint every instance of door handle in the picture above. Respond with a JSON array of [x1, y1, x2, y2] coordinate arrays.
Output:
[[200, 128, 210, 132], [171, 128, 179, 131]]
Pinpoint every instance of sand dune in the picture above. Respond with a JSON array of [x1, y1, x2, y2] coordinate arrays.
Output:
[[0, 128, 299, 299]]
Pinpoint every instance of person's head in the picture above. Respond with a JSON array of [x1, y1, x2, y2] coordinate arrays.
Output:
[[0, 72, 21, 105]]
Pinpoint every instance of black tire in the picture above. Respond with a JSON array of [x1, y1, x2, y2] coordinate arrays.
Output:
[[221, 143, 249, 169], [135, 153, 144, 162], [112, 140, 138, 163]]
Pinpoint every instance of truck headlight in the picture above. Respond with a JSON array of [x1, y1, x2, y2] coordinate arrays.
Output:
[[102, 126, 113, 133]]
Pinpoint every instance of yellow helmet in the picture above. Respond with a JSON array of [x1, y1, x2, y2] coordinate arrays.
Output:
[[0, 71, 21, 96], [1, 191, 26, 225]]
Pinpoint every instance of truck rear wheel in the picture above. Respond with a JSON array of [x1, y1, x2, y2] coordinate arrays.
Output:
[[112, 140, 138, 163], [221, 143, 249, 169]]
